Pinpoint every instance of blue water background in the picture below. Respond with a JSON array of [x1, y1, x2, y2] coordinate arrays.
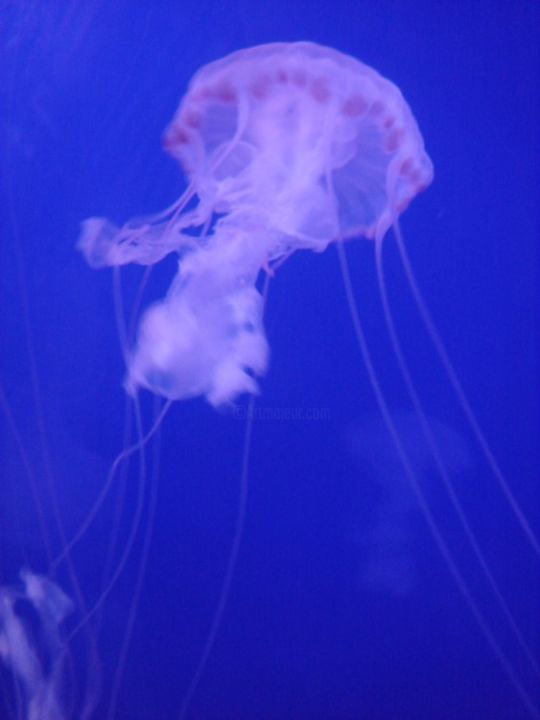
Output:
[[1, 3, 539, 719]]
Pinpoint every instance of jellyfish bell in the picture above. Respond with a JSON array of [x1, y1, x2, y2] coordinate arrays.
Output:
[[78, 41, 433, 406], [162, 42, 433, 241]]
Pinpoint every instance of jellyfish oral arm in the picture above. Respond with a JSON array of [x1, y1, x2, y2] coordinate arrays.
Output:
[[125, 232, 270, 407], [77, 209, 200, 269]]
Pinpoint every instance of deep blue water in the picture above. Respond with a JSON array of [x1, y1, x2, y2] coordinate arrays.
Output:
[[1, 3, 539, 719]]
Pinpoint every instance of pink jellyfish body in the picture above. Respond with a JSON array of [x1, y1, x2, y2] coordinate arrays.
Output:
[[79, 42, 433, 405]]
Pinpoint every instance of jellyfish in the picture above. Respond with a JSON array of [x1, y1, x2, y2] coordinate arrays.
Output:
[[3, 38, 538, 720], [75, 42, 540, 719], [78, 41, 432, 406], [0, 570, 73, 720], [73, 42, 540, 719]]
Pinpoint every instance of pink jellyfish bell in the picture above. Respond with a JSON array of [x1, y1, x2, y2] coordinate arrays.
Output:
[[78, 42, 433, 406]]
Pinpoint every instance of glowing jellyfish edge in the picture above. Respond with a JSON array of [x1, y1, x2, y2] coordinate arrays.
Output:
[[78, 41, 433, 406]]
